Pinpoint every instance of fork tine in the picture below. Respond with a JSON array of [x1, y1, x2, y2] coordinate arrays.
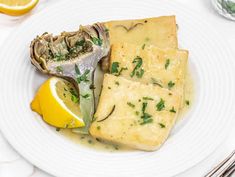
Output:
[[205, 150, 235, 177], [222, 163, 235, 177]]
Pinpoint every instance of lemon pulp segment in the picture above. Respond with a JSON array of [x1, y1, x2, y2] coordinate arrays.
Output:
[[31, 77, 84, 128]]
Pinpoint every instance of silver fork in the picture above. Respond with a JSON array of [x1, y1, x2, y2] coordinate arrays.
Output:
[[205, 150, 235, 177]]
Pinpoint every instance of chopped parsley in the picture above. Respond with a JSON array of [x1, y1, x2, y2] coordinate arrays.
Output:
[[185, 100, 190, 106], [135, 111, 140, 116], [97, 126, 101, 130], [165, 59, 170, 69], [130, 56, 144, 78], [143, 97, 154, 101], [142, 43, 146, 50], [136, 68, 144, 78], [75, 64, 81, 75], [70, 88, 79, 103], [69, 88, 77, 96], [127, 102, 135, 108], [111, 62, 120, 74], [91, 37, 102, 46], [169, 107, 176, 113], [56, 128, 61, 131], [140, 102, 153, 125], [110, 62, 127, 76], [117, 67, 128, 76], [145, 37, 150, 41], [56, 66, 63, 73], [140, 118, 153, 125], [81, 94, 90, 99], [151, 78, 163, 88], [75, 39, 85, 47], [159, 123, 166, 128], [142, 102, 147, 112], [88, 139, 93, 144], [71, 94, 79, 103], [115, 81, 120, 86], [108, 87, 111, 89], [156, 98, 165, 111], [54, 53, 65, 61], [168, 81, 175, 89], [76, 69, 90, 83], [113, 145, 119, 150]]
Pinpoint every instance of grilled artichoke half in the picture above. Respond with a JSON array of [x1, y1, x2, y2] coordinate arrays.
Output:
[[30, 23, 110, 134]]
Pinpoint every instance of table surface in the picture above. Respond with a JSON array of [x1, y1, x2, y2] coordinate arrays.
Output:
[[0, 0, 235, 176]]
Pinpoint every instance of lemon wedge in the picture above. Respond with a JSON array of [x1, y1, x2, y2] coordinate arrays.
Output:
[[0, 0, 39, 16], [31, 77, 85, 128]]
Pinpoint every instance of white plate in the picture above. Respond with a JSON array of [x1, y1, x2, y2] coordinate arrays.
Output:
[[0, 0, 235, 177]]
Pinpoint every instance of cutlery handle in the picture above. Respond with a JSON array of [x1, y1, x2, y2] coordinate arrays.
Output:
[[222, 163, 235, 177], [205, 150, 235, 177]]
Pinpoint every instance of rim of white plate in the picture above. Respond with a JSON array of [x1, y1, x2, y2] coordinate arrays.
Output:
[[0, 0, 235, 177]]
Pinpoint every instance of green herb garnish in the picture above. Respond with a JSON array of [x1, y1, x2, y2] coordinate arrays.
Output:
[[115, 81, 120, 86], [117, 67, 128, 76], [54, 53, 65, 61], [145, 37, 150, 41], [156, 98, 165, 111], [185, 100, 190, 106], [140, 102, 153, 125], [70, 88, 79, 103], [142, 102, 147, 112], [91, 37, 102, 46], [97, 126, 101, 130], [168, 81, 175, 89], [76, 69, 90, 83], [56, 66, 63, 73], [88, 140, 93, 144], [135, 111, 140, 116], [142, 43, 146, 50], [75, 64, 81, 75], [130, 56, 144, 78], [71, 94, 79, 103], [169, 107, 176, 113], [140, 118, 153, 125], [111, 62, 120, 74], [143, 97, 154, 101], [110, 62, 127, 76], [127, 102, 135, 108], [136, 68, 144, 78], [159, 123, 166, 128], [165, 59, 170, 69], [113, 145, 119, 150], [75, 39, 85, 47], [81, 94, 90, 99]]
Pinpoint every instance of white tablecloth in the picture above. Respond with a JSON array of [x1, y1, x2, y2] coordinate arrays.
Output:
[[0, 0, 235, 176]]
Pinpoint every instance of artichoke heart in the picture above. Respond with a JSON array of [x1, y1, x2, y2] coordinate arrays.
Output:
[[30, 23, 110, 134]]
